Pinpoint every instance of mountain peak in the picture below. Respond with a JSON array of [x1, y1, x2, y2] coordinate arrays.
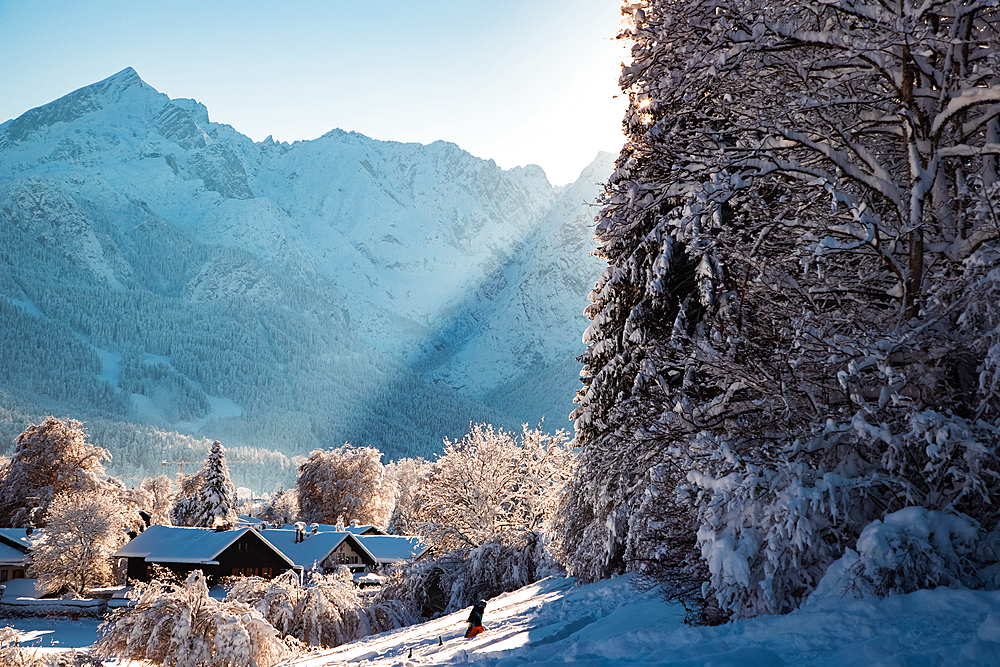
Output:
[[3, 67, 155, 144], [103, 66, 144, 88]]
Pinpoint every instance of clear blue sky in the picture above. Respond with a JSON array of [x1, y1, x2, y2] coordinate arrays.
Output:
[[0, 0, 627, 185]]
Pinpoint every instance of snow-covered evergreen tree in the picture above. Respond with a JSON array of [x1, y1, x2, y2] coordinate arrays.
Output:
[[558, 0, 1000, 623], [0, 417, 113, 527], [171, 441, 238, 528]]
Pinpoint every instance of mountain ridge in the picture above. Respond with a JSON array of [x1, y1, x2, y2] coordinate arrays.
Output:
[[0, 68, 611, 490]]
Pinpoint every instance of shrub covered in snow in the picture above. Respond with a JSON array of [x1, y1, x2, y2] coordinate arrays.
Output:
[[94, 570, 287, 667], [811, 508, 997, 601], [377, 530, 558, 617], [1, 625, 45, 667], [224, 568, 406, 648]]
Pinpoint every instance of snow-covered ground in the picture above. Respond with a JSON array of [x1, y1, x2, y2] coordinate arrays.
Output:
[[7, 574, 1000, 665]]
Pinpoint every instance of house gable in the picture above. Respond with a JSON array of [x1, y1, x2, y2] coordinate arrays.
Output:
[[259, 529, 377, 572], [116, 525, 296, 582]]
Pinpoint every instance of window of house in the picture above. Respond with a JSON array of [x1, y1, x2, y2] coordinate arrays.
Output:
[[13, 570, 24, 579], [1, 570, 7, 582]]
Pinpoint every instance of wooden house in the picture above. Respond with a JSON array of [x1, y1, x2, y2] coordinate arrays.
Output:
[[114, 525, 298, 583], [0, 528, 32, 583]]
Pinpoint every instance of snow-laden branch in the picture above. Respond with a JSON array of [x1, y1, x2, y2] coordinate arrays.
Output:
[[932, 88, 1000, 138]]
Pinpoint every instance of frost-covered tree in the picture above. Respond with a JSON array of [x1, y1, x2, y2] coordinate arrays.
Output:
[[383, 457, 428, 535], [297, 444, 391, 526], [28, 490, 139, 596], [171, 441, 238, 527], [95, 570, 287, 667], [413, 424, 573, 550], [558, 0, 1000, 623], [376, 424, 572, 616], [258, 487, 299, 526], [0, 417, 113, 527], [139, 474, 175, 525]]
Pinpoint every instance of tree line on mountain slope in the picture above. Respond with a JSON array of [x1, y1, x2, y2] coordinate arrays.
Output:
[[1, 193, 518, 463]]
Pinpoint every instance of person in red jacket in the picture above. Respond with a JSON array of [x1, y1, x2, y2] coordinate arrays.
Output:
[[465, 599, 487, 638]]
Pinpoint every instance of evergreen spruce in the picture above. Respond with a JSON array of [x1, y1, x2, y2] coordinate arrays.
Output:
[[172, 440, 238, 527]]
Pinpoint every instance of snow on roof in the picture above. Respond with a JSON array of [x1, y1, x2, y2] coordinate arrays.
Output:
[[114, 525, 286, 565], [0, 578, 40, 599], [357, 535, 428, 563], [237, 515, 264, 527], [0, 540, 29, 564], [277, 523, 384, 535], [259, 529, 377, 569], [0, 528, 33, 551]]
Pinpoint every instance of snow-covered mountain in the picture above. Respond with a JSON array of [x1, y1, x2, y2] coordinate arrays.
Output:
[[0, 68, 610, 486]]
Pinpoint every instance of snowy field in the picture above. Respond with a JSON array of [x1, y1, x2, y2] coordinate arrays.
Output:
[[8, 574, 1000, 666]]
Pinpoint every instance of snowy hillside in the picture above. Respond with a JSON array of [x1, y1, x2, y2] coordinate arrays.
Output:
[[258, 576, 1000, 666], [0, 68, 609, 485]]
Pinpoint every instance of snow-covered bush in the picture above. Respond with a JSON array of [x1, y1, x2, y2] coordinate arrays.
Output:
[[224, 568, 406, 648], [373, 558, 456, 621], [0, 625, 45, 667], [94, 570, 287, 667], [376, 530, 557, 618], [811, 508, 993, 601], [444, 530, 553, 612]]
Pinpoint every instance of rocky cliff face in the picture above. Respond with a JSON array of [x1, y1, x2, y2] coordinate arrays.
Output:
[[0, 68, 611, 467]]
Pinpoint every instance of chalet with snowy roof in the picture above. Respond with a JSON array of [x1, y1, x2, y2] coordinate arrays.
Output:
[[356, 535, 429, 566], [114, 525, 297, 583], [259, 529, 377, 573], [0, 528, 33, 583]]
